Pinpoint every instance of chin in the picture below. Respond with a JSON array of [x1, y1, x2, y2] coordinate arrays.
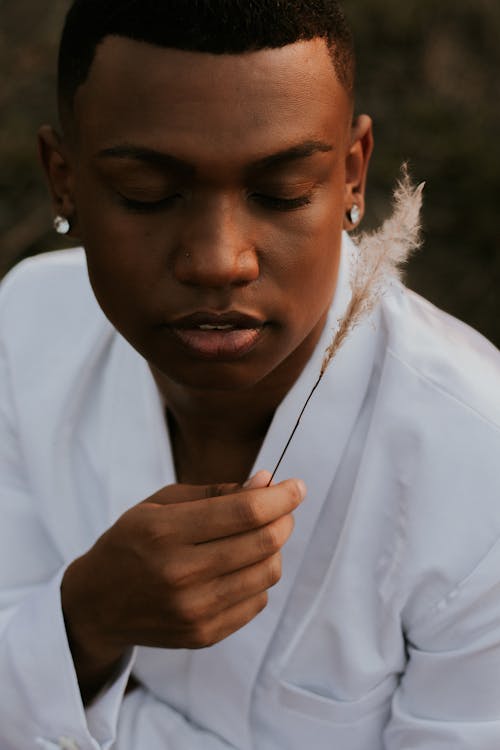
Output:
[[157, 358, 275, 393]]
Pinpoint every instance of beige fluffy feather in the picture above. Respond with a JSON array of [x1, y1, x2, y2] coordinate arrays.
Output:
[[269, 165, 425, 481], [321, 165, 425, 374]]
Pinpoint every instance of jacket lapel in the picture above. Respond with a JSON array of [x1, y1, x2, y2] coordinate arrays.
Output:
[[104, 335, 176, 527]]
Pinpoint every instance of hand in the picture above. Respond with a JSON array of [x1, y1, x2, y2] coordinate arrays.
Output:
[[61, 470, 306, 702]]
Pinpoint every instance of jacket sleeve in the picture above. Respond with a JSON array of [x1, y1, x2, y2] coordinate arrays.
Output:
[[0, 327, 139, 750], [0, 272, 233, 750], [113, 688, 234, 749], [384, 534, 500, 749]]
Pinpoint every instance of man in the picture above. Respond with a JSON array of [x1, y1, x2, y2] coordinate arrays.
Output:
[[1, 1, 500, 748]]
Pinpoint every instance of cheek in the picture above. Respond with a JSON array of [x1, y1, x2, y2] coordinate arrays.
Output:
[[77, 208, 166, 324], [75, 168, 166, 275], [81, 229, 158, 339], [267, 200, 344, 321]]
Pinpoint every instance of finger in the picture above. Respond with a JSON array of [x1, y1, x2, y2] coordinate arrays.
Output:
[[193, 513, 295, 579], [171, 478, 306, 544], [145, 481, 240, 507], [185, 592, 269, 649], [151, 473, 271, 507], [171, 554, 282, 636], [169, 552, 281, 626], [211, 552, 282, 611], [243, 470, 273, 489]]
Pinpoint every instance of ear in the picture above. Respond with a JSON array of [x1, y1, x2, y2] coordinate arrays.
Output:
[[38, 125, 78, 235], [344, 114, 374, 230]]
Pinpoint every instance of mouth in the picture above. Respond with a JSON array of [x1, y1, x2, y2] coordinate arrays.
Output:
[[168, 311, 267, 360]]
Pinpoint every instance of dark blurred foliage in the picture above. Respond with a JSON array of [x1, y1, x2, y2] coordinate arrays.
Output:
[[1, 0, 499, 345], [346, 0, 500, 347], [0, 1, 70, 269]]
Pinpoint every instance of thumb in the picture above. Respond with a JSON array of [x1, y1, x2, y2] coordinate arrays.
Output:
[[145, 481, 240, 507], [243, 469, 273, 489]]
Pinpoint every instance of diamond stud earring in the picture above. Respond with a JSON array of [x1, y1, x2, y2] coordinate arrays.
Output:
[[348, 204, 361, 226], [53, 215, 71, 235]]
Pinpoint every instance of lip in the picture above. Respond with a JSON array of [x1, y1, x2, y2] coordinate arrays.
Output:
[[172, 310, 265, 329], [168, 310, 267, 360]]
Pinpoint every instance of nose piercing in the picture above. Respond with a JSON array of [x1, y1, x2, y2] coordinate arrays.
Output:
[[185, 252, 191, 259]]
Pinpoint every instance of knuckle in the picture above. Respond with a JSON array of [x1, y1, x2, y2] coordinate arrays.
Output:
[[204, 483, 234, 498], [127, 507, 175, 550], [266, 554, 282, 587], [255, 591, 268, 614], [174, 593, 206, 625], [259, 522, 281, 554], [237, 493, 265, 528], [162, 559, 195, 589], [212, 578, 233, 610], [117, 505, 149, 536], [212, 546, 232, 573], [113, 507, 163, 556], [189, 620, 218, 649], [281, 513, 295, 543]]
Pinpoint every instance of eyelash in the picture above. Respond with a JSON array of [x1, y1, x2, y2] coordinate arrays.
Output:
[[118, 192, 313, 214], [118, 195, 179, 213], [252, 193, 312, 211]]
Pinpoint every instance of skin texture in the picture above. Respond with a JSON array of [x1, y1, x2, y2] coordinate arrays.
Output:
[[39, 37, 373, 703], [61, 470, 305, 703], [40, 37, 373, 483]]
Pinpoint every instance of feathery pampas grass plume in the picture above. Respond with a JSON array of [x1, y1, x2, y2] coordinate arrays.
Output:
[[321, 165, 425, 375], [269, 165, 425, 482]]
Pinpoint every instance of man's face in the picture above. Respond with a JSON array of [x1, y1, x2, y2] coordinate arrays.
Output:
[[56, 37, 371, 393]]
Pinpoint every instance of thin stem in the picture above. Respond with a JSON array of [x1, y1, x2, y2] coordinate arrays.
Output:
[[267, 373, 323, 485]]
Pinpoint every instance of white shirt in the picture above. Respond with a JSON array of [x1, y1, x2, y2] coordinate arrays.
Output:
[[1, 238, 500, 750]]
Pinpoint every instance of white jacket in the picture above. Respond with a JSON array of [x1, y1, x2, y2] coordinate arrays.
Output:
[[1, 240, 500, 749]]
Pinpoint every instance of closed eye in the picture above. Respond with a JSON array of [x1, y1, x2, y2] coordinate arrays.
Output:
[[117, 191, 313, 213], [250, 193, 313, 211], [117, 194, 181, 213]]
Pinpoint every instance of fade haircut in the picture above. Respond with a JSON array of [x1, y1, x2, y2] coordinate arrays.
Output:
[[58, 0, 355, 120]]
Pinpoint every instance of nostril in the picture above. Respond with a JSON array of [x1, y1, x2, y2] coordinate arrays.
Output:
[[173, 243, 259, 287]]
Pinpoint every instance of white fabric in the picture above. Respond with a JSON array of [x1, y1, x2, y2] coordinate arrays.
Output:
[[0, 238, 500, 749]]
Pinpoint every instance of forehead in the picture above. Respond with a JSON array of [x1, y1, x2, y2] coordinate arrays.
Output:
[[73, 37, 351, 164]]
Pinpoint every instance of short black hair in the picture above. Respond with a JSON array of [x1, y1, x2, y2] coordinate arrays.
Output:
[[58, 0, 355, 119]]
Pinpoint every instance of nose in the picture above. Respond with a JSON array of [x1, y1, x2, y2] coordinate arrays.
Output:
[[173, 194, 260, 287]]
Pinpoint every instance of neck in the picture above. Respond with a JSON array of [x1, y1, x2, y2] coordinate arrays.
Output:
[[149, 313, 327, 484], [151, 369, 288, 484]]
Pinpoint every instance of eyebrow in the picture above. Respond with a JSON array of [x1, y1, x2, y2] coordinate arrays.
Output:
[[95, 139, 333, 174], [95, 145, 195, 177], [251, 140, 333, 171]]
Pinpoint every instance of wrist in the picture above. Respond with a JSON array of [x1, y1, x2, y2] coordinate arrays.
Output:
[[61, 556, 126, 703]]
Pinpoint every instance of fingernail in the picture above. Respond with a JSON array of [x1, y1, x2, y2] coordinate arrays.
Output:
[[295, 479, 307, 499], [243, 472, 261, 488], [244, 470, 272, 489]]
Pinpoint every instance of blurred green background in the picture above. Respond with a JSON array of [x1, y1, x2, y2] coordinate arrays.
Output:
[[1, 0, 499, 346]]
